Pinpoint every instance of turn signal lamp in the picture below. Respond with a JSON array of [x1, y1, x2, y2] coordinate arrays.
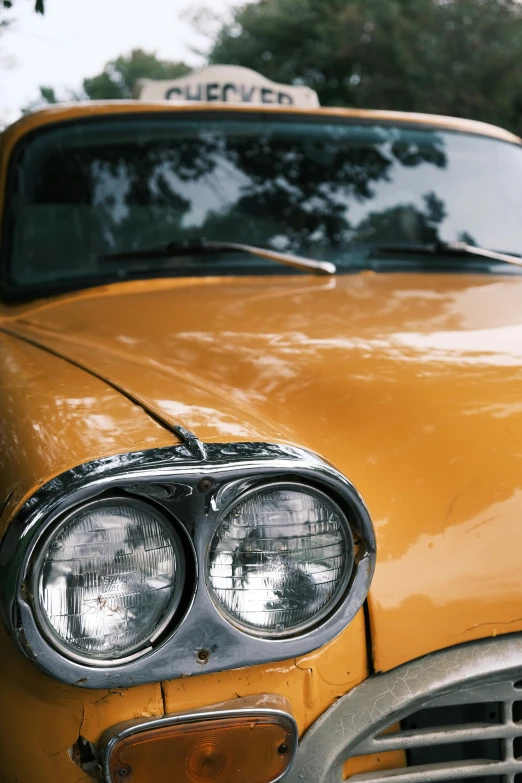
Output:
[[104, 709, 297, 783]]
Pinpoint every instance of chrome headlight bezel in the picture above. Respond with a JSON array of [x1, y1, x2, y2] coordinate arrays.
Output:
[[0, 442, 376, 689]]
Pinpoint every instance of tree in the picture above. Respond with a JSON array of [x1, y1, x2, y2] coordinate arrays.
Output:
[[22, 49, 192, 113], [209, 0, 522, 135], [1, 0, 43, 36], [83, 48, 190, 100], [2, 0, 43, 12], [1, 1, 44, 110], [29, 113, 448, 262]]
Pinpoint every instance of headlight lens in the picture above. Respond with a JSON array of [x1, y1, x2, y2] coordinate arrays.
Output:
[[33, 498, 184, 662], [207, 484, 353, 637]]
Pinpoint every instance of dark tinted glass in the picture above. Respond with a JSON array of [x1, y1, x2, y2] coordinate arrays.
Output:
[[5, 114, 522, 292]]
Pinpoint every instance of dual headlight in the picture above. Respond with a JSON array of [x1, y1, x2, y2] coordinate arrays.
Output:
[[33, 484, 353, 663], [0, 441, 375, 686]]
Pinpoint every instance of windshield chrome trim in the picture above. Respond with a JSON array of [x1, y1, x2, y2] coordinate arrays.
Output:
[[0, 441, 376, 689]]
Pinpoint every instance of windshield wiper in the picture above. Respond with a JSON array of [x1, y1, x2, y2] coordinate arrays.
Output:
[[99, 238, 336, 276], [371, 241, 522, 268]]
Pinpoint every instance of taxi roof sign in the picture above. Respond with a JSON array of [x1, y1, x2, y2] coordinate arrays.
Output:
[[134, 65, 320, 108]]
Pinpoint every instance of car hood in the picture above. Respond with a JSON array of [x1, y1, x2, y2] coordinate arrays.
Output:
[[7, 272, 522, 670]]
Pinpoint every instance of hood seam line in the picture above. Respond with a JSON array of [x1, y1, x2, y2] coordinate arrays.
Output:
[[0, 323, 181, 442]]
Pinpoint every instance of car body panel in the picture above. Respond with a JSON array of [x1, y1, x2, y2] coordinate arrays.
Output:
[[2, 100, 521, 158], [160, 609, 369, 736], [1, 101, 521, 781], [0, 327, 176, 527], [0, 601, 368, 782], [1, 272, 521, 673]]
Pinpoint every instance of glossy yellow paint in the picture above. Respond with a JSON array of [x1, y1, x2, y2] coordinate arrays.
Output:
[[0, 328, 177, 527], [0, 271, 371, 776], [2, 271, 522, 674]]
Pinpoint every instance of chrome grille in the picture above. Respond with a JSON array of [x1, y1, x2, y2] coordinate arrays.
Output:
[[350, 679, 521, 782], [285, 635, 522, 783]]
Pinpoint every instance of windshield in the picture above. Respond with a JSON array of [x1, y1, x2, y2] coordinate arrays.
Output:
[[4, 112, 522, 297]]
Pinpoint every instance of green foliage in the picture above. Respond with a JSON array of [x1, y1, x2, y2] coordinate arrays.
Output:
[[39, 85, 57, 104], [20, 85, 58, 115], [2, 0, 44, 12], [82, 48, 191, 100], [209, 0, 522, 134], [1, 0, 43, 32], [22, 49, 192, 114]]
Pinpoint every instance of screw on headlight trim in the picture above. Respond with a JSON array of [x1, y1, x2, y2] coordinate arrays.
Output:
[[198, 477, 214, 493]]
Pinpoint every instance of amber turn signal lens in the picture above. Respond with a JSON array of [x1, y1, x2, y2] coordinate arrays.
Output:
[[107, 714, 296, 783]]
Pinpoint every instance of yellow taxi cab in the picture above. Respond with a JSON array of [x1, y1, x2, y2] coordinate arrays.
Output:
[[1, 64, 522, 783]]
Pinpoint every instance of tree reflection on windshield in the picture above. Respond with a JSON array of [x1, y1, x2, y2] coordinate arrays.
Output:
[[8, 113, 520, 295], [64, 123, 448, 256]]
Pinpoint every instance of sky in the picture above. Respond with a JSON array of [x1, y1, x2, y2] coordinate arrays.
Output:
[[0, 0, 242, 125]]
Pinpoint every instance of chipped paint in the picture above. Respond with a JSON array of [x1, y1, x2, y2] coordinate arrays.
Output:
[[162, 611, 368, 736]]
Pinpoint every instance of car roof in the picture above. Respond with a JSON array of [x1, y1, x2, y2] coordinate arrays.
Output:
[[2, 99, 521, 147]]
